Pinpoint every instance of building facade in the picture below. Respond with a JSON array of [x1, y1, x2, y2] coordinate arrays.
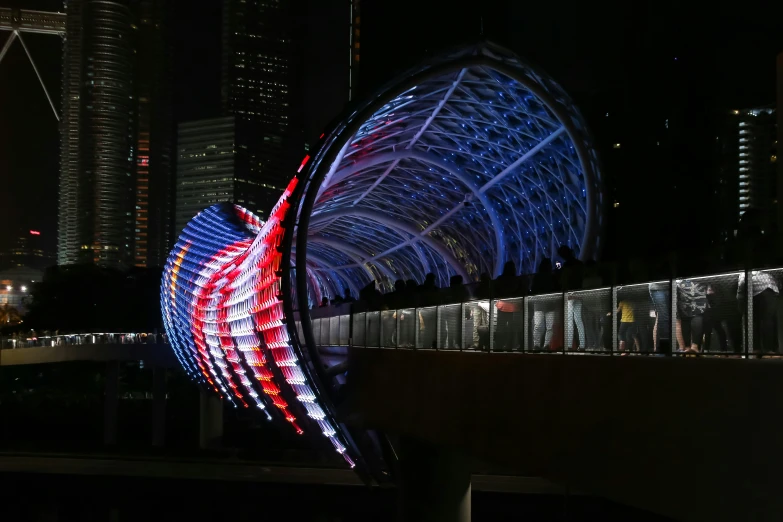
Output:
[[220, 0, 303, 218], [59, 0, 137, 267], [58, 0, 172, 269], [0, 230, 56, 271], [133, 0, 174, 268], [175, 117, 268, 234], [718, 107, 778, 239]]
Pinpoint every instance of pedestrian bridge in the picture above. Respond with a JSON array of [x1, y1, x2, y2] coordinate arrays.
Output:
[[297, 267, 783, 522], [0, 333, 175, 367], [4, 267, 783, 522]]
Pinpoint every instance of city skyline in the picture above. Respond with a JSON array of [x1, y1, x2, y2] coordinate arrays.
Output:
[[1, 1, 783, 267]]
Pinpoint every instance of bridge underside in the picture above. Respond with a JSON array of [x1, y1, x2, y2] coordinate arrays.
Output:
[[344, 349, 783, 522]]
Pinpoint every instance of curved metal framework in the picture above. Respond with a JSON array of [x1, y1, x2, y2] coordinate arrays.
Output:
[[161, 43, 603, 476], [295, 43, 602, 299]]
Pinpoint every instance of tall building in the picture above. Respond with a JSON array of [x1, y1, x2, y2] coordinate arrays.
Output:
[[777, 51, 783, 249], [718, 107, 778, 239], [221, 0, 303, 218], [175, 117, 266, 234], [349, 0, 360, 103], [59, 0, 137, 267], [134, 0, 173, 268], [58, 0, 173, 268]]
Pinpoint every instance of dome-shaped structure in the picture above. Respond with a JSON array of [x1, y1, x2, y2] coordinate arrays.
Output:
[[162, 42, 604, 477]]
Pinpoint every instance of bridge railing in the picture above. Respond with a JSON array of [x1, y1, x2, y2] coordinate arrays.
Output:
[[0, 332, 168, 349], [304, 267, 783, 357]]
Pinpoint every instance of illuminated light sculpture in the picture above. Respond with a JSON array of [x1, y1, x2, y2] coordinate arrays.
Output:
[[162, 42, 603, 473]]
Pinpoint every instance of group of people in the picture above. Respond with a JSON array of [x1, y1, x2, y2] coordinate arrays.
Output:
[[322, 244, 783, 355], [614, 271, 780, 356]]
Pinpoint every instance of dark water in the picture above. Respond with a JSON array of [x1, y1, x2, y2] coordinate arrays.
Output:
[[0, 473, 673, 521]]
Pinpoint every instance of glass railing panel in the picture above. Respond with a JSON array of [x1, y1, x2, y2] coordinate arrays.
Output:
[[417, 306, 437, 349], [353, 312, 366, 347], [739, 268, 782, 356], [492, 297, 523, 352], [566, 288, 612, 354], [328, 316, 340, 346], [366, 311, 380, 348], [380, 310, 397, 348], [312, 318, 322, 348], [615, 282, 662, 355], [437, 303, 463, 350], [339, 315, 350, 346], [674, 271, 744, 356], [320, 316, 330, 346], [397, 308, 416, 348], [526, 293, 564, 353], [463, 299, 490, 351]]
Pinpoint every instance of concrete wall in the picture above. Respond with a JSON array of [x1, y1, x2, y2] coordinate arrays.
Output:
[[345, 349, 783, 522]]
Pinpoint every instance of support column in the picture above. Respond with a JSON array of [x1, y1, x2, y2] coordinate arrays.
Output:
[[151, 366, 167, 447], [199, 389, 223, 450], [103, 360, 119, 446], [397, 436, 471, 522]]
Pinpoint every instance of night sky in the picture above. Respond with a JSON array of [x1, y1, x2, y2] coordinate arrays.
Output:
[[1, 0, 782, 258]]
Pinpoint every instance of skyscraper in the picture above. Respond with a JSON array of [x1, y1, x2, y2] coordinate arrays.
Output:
[[175, 117, 266, 234], [59, 0, 136, 267], [718, 107, 778, 238], [349, 0, 360, 103], [221, 0, 303, 218], [58, 0, 172, 268], [134, 0, 173, 268]]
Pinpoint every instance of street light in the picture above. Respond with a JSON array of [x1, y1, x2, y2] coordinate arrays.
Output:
[[5, 285, 11, 291], [21, 286, 27, 292]]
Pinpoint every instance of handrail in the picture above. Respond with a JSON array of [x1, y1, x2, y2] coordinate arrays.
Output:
[[0, 332, 168, 349]]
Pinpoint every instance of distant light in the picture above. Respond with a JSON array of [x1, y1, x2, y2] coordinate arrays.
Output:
[[732, 110, 739, 115], [613, 202, 620, 208], [21, 286, 27, 292], [5, 285, 11, 291], [612, 143, 621, 149], [29, 230, 40, 236], [674, 56, 678, 61]]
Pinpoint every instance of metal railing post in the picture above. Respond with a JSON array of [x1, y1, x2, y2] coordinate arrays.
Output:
[[562, 291, 567, 354], [459, 302, 465, 351], [611, 285, 618, 356], [396, 309, 401, 350], [745, 268, 753, 357], [670, 278, 677, 355], [414, 307, 419, 350], [523, 296, 529, 353], [489, 299, 496, 353], [435, 305, 442, 351]]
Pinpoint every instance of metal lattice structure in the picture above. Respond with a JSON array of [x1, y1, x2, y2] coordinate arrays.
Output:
[[296, 42, 602, 297], [0, 8, 64, 121], [162, 42, 604, 477]]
